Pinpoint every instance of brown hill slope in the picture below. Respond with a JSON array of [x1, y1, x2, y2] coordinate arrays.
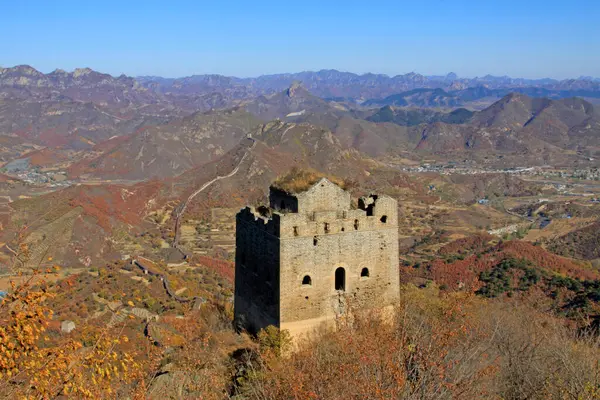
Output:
[[0, 97, 172, 149], [242, 82, 341, 121], [172, 120, 373, 213], [547, 221, 600, 261], [68, 108, 261, 179], [243, 87, 600, 163], [3, 121, 379, 268], [2, 180, 166, 269], [414, 94, 600, 163], [243, 85, 421, 157]]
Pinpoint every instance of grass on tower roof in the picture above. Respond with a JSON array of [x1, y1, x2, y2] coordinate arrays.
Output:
[[271, 167, 346, 193]]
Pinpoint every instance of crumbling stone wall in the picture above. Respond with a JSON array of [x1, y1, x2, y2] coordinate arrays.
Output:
[[234, 178, 399, 338]]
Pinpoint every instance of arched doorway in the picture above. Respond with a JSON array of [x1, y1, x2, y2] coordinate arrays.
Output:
[[335, 267, 346, 291]]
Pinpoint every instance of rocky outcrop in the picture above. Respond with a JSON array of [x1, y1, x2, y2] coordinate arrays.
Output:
[[61, 320, 76, 333]]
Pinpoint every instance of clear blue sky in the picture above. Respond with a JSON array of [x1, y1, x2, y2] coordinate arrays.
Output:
[[1, 0, 598, 79]]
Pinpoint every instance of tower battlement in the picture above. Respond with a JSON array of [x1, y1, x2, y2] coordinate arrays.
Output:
[[234, 177, 400, 338]]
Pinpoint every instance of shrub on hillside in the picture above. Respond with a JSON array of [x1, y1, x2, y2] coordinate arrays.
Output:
[[234, 285, 600, 399]]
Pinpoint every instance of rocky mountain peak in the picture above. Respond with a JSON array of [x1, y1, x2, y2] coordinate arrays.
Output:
[[403, 72, 426, 81], [73, 67, 94, 78], [11, 65, 43, 76], [287, 81, 304, 97]]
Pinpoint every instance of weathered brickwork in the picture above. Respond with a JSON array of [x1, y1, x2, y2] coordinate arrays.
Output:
[[234, 178, 399, 338]]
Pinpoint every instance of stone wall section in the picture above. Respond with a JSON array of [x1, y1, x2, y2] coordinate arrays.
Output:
[[234, 208, 281, 332]]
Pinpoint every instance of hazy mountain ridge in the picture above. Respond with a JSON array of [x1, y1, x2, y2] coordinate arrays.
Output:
[[363, 86, 600, 109], [363, 88, 462, 108], [137, 68, 600, 101], [3, 64, 600, 118], [5, 65, 595, 105]]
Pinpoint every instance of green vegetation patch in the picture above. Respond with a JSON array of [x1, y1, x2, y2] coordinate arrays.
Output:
[[476, 258, 540, 298]]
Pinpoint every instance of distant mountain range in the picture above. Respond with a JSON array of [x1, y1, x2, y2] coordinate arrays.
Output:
[[363, 86, 600, 109], [62, 86, 600, 182], [0, 64, 599, 175], [2, 65, 599, 107], [244, 85, 600, 165], [137, 69, 600, 102]]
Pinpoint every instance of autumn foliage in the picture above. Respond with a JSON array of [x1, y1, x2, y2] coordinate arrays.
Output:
[[234, 286, 600, 399], [409, 239, 600, 293], [0, 270, 140, 399], [195, 255, 235, 283], [3, 232, 600, 398]]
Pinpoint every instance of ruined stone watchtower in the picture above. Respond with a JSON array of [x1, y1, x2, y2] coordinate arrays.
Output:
[[234, 176, 399, 339]]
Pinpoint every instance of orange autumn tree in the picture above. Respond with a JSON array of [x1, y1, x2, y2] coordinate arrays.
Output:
[[0, 269, 140, 399]]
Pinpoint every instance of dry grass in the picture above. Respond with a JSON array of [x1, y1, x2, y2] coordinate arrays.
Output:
[[235, 286, 600, 400], [271, 167, 346, 193], [525, 217, 596, 242]]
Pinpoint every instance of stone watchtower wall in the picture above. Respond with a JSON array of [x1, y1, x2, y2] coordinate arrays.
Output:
[[234, 208, 281, 332], [234, 178, 399, 338]]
